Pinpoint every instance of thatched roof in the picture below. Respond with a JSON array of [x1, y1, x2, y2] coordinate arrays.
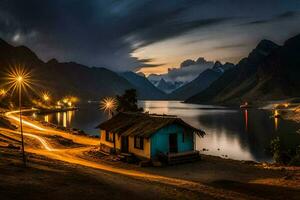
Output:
[[96, 112, 205, 138]]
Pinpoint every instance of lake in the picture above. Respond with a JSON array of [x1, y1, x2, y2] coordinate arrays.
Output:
[[35, 100, 300, 162]]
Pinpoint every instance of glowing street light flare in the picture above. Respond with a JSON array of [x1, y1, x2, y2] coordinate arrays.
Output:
[[100, 97, 117, 118], [17, 76, 23, 82], [42, 92, 50, 102], [5, 66, 34, 167], [5, 66, 33, 95], [0, 89, 6, 96]]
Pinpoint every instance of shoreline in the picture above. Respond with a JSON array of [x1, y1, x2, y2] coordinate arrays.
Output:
[[1, 111, 300, 199], [36, 106, 79, 114], [24, 114, 274, 164]]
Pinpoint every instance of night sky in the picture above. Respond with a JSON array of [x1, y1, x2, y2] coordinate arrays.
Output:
[[1, 0, 300, 76]]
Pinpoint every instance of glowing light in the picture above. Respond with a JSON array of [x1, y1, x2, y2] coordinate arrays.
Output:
[[244, 109, 248, 132], [274, 110, 279, 131], [70, 96, 78, 103], [67, 111, 74, 124], [17, 76, 23, 82], [6, 113, 45, 131], [42, 92, 50, 101], [63, 112, 67, 127], [68, 101, 72, 107], [57, 112, 61, 124], [100, 97, 117, 113], [0, 89, 6, 96], [5, 65, 33, 95], [44, 115, 49, 122]]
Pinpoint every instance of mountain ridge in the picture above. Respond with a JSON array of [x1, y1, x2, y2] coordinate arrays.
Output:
[[168, 61, 234, 100], [186, 34, 300, 105], [0, 38, 161, 101]]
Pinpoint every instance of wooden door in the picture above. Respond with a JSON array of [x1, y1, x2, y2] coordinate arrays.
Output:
[[169, 133, 178, 153], [121, 136, 129, 153]]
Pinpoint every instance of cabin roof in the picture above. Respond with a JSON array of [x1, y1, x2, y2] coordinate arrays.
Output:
[[96, 112, 205, 138]]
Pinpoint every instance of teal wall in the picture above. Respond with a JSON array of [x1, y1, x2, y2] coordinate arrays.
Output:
[[150, 124, 194, 158]]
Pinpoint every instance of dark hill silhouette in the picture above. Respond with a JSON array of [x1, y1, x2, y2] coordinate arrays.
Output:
[[120, 71, 166, 99], [0, 38, 160, 101], [169, 62, 234, 100], [186, 34, 300, 105]]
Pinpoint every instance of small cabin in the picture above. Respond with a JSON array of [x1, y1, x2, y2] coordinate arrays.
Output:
[[96, 112, 205, 162]]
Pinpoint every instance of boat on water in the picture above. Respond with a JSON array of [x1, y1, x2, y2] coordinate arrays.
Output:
[[240, 102, 251, 109]]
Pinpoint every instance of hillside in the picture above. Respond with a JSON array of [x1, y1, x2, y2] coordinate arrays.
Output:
[[0, 38, 159, 101], [120, 71, 166, 99], [168, 68, 222, 100], [186, 35, 300, 105], [169, 62, 234, 100]]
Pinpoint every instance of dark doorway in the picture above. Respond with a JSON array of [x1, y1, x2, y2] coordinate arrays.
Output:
[[121, 136, 129, 153], [169, 133, 178, 153]]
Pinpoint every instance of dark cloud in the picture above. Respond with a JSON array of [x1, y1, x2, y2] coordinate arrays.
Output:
[[214, 43, 246, 50], [131, 57, 165, 70], [241, 11, 299, 26], [0, 0, 299, 73]]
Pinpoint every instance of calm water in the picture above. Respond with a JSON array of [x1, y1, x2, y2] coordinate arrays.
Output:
[[35, 101, 300, 162]]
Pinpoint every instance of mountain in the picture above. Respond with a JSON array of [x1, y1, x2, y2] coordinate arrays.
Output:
[[212, 61, 235, 73], [147, 57, 215, 86], [155, 78, 185, 94], [119, 71, 166, 99], [0, 38, 161, 101], [169, 61, 234, 100], [185, 35, 300, 105], [147, 74, 163, 86]]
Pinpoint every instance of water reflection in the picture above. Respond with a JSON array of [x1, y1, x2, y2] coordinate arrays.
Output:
[[63, 112, 67, 127], [35, 101, 300, 162], [57, 112, 60, 124], [67, 111, 74, 125], [36, 103, 107, 135], [274, 110, 279, 131], [244, 109, 248, 132], [44, 115, 49, 123], [139, 101, 300, 162]]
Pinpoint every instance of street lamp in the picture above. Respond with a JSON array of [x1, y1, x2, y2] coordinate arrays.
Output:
[[17, 75, 26, 166], [100, 97, 116, 118], [6, 67, 32, 167]]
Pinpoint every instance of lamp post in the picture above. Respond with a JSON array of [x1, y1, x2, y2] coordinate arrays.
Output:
[[17, 76, 26, 167], [6, 67, 32, 167]]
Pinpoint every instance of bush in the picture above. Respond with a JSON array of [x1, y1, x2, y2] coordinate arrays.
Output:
[[269, 137, 300, 166]]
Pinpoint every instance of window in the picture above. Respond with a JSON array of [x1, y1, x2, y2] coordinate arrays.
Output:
[[134, 136, 144, 150], [105, 131, 114, 142]]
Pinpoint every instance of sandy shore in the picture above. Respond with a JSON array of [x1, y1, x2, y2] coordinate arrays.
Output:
[[0, 112, 300, 200]]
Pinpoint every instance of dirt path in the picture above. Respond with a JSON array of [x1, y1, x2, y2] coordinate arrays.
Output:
[[1, 110, 299, 200]]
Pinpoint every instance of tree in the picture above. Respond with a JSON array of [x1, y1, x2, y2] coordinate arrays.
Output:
[[116, 89, 143, 112]]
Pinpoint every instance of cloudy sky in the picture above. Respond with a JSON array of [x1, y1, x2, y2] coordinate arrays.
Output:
[[1, 0, 300, 76]]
